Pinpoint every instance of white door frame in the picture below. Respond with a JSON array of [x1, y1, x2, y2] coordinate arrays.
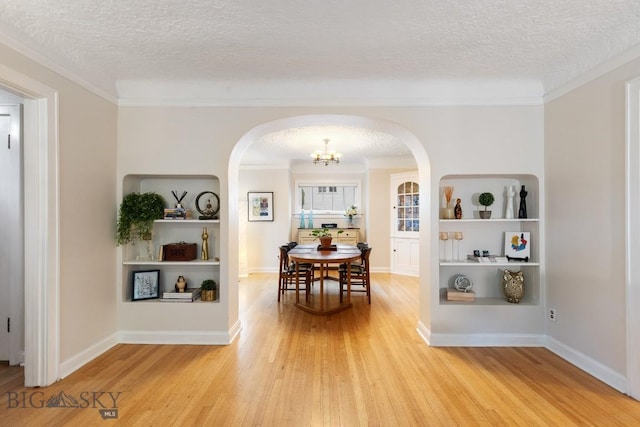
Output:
[[625, 77, 640, 400], [0, 64, 59, 387]]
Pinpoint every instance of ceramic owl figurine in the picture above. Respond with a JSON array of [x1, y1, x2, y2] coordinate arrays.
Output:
[[503, 269, 524, 303]]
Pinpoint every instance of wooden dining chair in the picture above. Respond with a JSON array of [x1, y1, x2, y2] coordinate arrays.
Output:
[[278, 245, 312, 302], [338, 246, 372, 304]]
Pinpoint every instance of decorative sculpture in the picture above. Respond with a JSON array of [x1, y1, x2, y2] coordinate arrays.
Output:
[[502, 269, 524, 303], [201, 227, 209, 260], [454, 198, 462, 219], [518, 185, 528, 219]]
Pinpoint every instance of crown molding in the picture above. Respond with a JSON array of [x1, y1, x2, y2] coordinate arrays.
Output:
[[0, 28, 118, 105], [116, 79, 544, 107], [544, 44, 640, 103]]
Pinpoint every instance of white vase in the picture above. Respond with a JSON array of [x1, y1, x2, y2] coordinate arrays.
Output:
[[505, 185, 515, 219]]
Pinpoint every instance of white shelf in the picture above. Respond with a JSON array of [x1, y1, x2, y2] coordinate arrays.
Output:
[[123, 259, 220, 266], [155, 219, 220, 224], [440, 261, 539, 267], [439, 297, 538, 306], [439, 218, 539, 223]]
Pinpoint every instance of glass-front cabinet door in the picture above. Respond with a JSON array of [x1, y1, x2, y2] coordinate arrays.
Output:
[[395, 181, 419, 234], [391, 172, 420, 276]]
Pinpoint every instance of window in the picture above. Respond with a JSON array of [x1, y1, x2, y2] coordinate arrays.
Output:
[[296, 182, 360, 213]]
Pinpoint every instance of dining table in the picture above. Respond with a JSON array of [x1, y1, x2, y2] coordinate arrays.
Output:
[[287, 243, 362, 315]]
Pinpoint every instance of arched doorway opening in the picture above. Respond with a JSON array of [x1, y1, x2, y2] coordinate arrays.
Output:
[[228, 114, 432, 333]]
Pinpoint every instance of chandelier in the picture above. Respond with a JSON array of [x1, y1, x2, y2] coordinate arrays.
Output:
[[311, 138, 342, 166]]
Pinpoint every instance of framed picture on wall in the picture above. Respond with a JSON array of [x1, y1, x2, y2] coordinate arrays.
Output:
[[132, 269, 160, 301], [248, 192, 274, 222], [504, 231, 530, 261]]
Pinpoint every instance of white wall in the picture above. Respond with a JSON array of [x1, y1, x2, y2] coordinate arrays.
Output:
[[0, 43, 118, 369], [545, 57, 640, 376], [240, 168, 292, 272]]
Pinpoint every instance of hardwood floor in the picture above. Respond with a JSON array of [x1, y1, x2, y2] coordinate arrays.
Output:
[[1, 273, 639, 426]]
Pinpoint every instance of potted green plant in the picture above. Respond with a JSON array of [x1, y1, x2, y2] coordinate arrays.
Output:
[[200, 279, 217, 301], [478, 192, 495, 219], [116, 192, 166, 245], [311, 227, 344, 248]]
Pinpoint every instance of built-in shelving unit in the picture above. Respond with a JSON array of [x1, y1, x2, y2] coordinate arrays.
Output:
[[438, 174, 541, 306], [118, 173, 223, 344]]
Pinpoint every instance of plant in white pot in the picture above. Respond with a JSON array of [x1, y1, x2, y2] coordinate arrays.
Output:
[[478, 192, 495, 219]]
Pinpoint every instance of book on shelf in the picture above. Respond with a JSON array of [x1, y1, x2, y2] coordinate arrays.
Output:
[[160, 296, 200, 302], [466, 255, 509, 263], [446, 289, 476, 302], [163, 208, 192, 219], [162, 288, 201, 299]]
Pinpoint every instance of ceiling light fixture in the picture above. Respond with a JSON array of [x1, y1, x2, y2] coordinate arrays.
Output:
[[311, 138, 342, 166]]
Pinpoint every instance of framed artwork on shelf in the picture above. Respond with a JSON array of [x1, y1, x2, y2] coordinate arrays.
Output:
[[504, 232, 530, 260], [132, 269, 160, 301], [248, 191, 274, 222]]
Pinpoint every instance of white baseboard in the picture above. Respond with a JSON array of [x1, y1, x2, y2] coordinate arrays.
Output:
[[415, 324, 627, 393], [59, 332, 118, 379], [416, 321, 431, 345], [545, 336, 627, 393], [119, 329, 238, 345], [428, 332, 545, 347]]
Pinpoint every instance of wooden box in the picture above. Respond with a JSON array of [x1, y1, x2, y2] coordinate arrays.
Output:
[[163, 243, 197, 261]]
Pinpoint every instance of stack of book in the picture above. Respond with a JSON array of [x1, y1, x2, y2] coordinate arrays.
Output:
[[163, 208, 192, 219], [446, 289, 476, 302], [160, 288, 201, 302], [466, 255, 508, 263]]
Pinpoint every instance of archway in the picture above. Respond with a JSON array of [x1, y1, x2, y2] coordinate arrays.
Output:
[[228, 114, 432, 334]]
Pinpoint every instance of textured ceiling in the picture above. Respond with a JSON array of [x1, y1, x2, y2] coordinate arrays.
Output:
[[2, 1, 640, 166], [242, 125, 413, 168], [1, 0, 639, 101]]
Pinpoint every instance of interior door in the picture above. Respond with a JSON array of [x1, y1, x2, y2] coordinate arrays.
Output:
[[390, 172, 420, 276], [0, 104, 23, 364], [0, 113, 11, 360]]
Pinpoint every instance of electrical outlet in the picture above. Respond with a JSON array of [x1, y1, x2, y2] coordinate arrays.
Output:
[[549, 308, 557, 322]]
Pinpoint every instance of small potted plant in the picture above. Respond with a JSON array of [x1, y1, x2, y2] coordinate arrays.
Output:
[[116, 192, 166, 245], [478, 192, 495, 219], [311, 227, 344, 248], [200, 279, 217, 301]]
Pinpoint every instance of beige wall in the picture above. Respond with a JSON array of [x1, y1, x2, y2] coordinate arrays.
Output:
[[545, 57, 640, 374], [0, 44, 118, 363]]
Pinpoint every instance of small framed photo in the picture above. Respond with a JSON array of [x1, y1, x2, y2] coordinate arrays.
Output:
[[248, 192, 274, 222], [132, 269, 160, 301], [504, 232, 531, 260]]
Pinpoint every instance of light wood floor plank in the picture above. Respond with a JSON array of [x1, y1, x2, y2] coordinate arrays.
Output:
[[0, 272, 639, 426]]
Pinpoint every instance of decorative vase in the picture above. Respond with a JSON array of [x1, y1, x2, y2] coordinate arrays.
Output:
[[308, 210, 314, 228], [299, 211, 306, 228], [505, 185, 515, 219], [442, 206, 454, 219], [201, 289, 215, 301], [347, 216, 354, 228], [503, 269, 524, 303], [479, 210, 492, 219], [319, 236, 332, 248]]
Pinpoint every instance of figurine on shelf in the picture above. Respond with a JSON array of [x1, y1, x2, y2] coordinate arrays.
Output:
[[518, 185, 528, 219], [454, 198, 462, 219], [175, 275, 187, 293], [201, 227, 209, 260]]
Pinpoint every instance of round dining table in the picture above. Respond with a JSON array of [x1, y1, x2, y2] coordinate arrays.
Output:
[[287, 244, 362, 315]]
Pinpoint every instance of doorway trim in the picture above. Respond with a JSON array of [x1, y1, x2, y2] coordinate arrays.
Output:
[[625, 76, 640, 400], [0, 64, 59, 387]]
